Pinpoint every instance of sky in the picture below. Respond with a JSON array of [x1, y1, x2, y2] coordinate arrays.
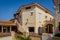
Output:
[[0, 0, 55, 21]]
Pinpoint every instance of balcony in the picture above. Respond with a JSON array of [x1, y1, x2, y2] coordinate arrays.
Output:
[[44, 19, 55, 26]]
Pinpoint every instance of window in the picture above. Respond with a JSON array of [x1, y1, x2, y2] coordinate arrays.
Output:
[[59, 22, 60, 30], [28, 27, 34, 32], [45, 16, 47, 19], [50, 18, 52, 20], [26, 6, 31, 9], [31, 12, 33, 16], [38, 13, 42, 22], [59, 4, 60, 12]]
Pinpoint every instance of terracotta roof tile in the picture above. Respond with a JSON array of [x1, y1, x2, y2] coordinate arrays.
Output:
[[0, 21, 16, 26]]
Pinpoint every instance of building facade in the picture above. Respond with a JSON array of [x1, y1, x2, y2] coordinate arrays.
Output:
[[0, 21, 17, 33], [14, 3, 54, 35], [54, 0, 60, 33]]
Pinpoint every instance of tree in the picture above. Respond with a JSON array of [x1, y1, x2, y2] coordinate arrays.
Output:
[[17, 35, 31, 40], [9, 18, 14, 22]]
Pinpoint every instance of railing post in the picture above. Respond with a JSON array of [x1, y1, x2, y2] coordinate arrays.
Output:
[[2, 26, 3, 33]]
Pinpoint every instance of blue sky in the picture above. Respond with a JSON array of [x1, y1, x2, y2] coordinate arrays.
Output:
[[0, 0, 55, 21]]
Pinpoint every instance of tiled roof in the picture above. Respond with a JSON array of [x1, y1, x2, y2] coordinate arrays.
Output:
[[15, 3, 54, 16], [0, 21, 16, 26]]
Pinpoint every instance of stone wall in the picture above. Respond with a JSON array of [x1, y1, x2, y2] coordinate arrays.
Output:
[[30, 36, 41, 40], [53, 37, 60, 40]]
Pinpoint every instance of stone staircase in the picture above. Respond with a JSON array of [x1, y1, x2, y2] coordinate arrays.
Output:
[[15, 20, 26, 35]]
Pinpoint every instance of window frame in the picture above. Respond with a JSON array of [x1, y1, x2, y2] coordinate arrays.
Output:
[[28, 27, 35, 32], [26, 6, 31, 10]]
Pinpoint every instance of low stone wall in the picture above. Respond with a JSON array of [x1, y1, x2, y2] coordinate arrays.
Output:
[[29, 32, 42, 40], [42, 33, 53, 40], [0, 32, 16, 40], [0, 33, 12, 40], [53, 37, 60, 40], [30, 36, 41, 40]]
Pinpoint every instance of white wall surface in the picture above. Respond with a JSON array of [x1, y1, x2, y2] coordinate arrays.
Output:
[[0, 36, 12, 40]]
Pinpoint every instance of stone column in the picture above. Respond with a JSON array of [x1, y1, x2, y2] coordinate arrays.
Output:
[[10, 26, 12, 32], [2, 26, 3, 33]]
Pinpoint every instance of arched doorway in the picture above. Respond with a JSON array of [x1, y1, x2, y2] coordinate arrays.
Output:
[[45, 24, 53, 33]]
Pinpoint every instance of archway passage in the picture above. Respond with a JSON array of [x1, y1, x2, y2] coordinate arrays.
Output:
[[45, 24, 53, 33]]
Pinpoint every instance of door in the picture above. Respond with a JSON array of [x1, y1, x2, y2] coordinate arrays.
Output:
[[45, 24, 53, 33], [38, 27, 42, 35]]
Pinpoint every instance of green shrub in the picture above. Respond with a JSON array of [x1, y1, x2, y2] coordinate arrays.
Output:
[[17, 35, 31, 40]]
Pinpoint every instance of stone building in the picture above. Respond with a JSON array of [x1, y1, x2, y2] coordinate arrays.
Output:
[[14, 3, 55, 35], [54, 0, 60, 34], [0, 2, 56, 36]]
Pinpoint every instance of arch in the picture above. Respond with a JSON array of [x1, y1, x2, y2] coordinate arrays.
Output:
[[45, 24, 53, 33]]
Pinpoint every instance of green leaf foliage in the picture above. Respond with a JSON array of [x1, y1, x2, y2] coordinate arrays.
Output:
[[17, 35, 31, 40]]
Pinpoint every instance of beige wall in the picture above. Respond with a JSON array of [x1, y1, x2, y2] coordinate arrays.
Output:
[[54, 0, 60, 33], [55, 11, 60, 33], [35, 6, 53, 33], [21, 6, 36, 32], [20, 5, 53, 34]]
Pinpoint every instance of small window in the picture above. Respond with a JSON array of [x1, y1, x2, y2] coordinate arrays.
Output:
[[50, 18, 52, 20], [26, 6, 31, 9], [31, 12, 33, 16], [45, 16, 47, 19], [28, 27, 34, 32]]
